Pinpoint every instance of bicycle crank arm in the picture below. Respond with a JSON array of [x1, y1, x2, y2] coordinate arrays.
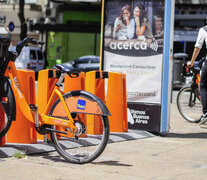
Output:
[[45, 127, 68, 135]]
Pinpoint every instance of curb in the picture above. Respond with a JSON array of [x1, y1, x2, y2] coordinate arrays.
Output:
[[0, 130, 154, 158]]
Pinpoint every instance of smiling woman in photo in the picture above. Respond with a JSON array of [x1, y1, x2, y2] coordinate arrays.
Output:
[[113, 5, 135, 40]]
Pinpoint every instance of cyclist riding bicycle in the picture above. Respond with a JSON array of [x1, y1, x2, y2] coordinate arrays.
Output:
[[188, 25, 207, 125]]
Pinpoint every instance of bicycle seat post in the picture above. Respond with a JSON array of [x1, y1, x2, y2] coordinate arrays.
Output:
[[55, 73, 67, 87], [35, 105, 39, 127]]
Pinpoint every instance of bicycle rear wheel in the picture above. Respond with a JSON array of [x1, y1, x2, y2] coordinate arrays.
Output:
[[49, 92, 110, 164], [177, 86, 202, 123]]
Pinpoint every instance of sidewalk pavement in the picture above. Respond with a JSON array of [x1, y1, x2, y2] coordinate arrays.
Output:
[[0, 96, 207, 179]]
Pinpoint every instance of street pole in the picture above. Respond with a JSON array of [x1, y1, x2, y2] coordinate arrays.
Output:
[[18, 0, 27, 40]]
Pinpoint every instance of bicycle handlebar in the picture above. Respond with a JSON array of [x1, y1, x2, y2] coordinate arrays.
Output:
[[193, 57, 205, 70], [182, 63, 199, 77], [16, 37, 45, 57], [30, 39, 45, 46], [183, 57, 205, 77]]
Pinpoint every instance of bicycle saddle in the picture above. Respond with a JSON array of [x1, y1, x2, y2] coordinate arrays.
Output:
[[55, 64, 81, 77]]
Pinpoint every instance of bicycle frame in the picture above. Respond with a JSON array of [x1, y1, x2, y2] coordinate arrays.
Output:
[[4, 60, 77, 131]]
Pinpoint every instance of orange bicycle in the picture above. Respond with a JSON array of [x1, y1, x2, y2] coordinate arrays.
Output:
[[0, 37, 110, 164]]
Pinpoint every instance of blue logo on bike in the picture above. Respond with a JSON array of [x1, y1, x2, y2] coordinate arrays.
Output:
[[77, 99, 86, 110]]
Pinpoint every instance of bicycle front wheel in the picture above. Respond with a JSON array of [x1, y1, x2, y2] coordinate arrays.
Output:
[[49, 92, 110, 164], [177, 86, 202, 123]]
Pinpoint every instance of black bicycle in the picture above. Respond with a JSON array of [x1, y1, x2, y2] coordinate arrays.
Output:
[[176, 58, 205, 123]]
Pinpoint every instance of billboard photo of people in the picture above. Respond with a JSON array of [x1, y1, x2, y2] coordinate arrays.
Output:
[[103, 0, 165, 103], [104, 0, 164, 56]]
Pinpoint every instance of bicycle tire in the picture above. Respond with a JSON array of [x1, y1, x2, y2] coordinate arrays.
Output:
[[177, 86, 202, 123], [0, 113, 12, 139], [0, 78, 16, 139], [49, 92, 110, 164]]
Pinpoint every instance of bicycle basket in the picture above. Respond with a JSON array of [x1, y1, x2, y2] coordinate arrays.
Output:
[[0, 37, 11, 58]]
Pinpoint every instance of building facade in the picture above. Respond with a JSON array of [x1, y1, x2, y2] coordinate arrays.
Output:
[[0, 0, 47, 45], [174, 0, 207, 60], [1, 0, 206, 66]]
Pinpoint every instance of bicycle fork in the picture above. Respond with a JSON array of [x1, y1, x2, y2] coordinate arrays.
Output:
[[188, 90, 195, 107], [188, 87, 199, 107]]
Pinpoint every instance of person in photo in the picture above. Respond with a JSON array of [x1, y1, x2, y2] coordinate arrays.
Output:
[[113, 5, 135, 40], [133, 4, 154, 40]]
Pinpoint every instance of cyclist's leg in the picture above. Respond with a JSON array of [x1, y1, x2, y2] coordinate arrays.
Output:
[[199, 60, 207, 124]]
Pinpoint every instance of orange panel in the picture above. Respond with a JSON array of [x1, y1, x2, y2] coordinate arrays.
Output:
[[85, 71, 105, 102], [106, 72, 128, 132], [36, 69, 59, 114], [7, 69, 37, 143], [57, 72, 86, 137], [85, 71, 106, 135], [64, 72, 85, 92], [36, 69, 58, 140]]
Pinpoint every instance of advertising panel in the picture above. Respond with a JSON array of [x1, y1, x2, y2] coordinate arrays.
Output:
[[102, 0, 172, 132]]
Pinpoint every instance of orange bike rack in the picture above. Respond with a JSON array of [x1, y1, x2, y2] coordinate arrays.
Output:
[[36, 69, 59, 140], [36, 69, 59, 114], [85, 71, 106, 101], [106, 72, 128, 132], [64, 72, 85, 92], [7, 69, 37, 144], [85, 71, 107, 135], [56, 72, 86, 137], [85, 70, 128, 133], [0, 103, 5, 146]]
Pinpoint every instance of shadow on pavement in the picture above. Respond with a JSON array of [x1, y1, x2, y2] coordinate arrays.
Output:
[[37, 154, 133, 167], [92, 160, 133, 167], [39, 154, 68, 163], [167, 132, 207, 139]]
